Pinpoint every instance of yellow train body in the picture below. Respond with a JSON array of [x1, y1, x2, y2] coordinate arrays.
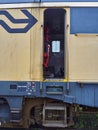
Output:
[[1, 2, 98, 129], [0, 8, 42, 81], [0, 7, 98, 82]]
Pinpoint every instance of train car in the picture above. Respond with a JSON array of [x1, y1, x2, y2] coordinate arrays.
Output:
[[1, 0, 98, 129]]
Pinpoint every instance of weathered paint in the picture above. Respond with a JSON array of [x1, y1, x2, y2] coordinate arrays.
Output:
[[0, 8, 42, 81], [69, 34, 98, 82]]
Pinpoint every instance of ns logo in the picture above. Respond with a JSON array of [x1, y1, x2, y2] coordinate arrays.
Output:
[[0, 10, 38, 33]]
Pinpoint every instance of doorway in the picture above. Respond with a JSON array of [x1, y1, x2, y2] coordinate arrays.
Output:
[[43, 8, 66, 79]]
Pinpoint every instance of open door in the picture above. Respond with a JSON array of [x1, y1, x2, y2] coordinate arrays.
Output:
[[43, 8, 66, 79]]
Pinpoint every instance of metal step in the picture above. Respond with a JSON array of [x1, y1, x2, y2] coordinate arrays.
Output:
[[10, 109, 22, 123], [43, 103, 67, 128], [43, 121, 67, 127]]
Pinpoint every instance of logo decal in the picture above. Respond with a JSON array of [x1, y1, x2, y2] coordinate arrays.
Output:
[[0, 10, 38, 33]]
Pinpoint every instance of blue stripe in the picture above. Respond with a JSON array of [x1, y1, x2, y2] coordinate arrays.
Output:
[[70, 8, 98, 34], [1, 81, 98, 107], [42, 0, 98, 1]]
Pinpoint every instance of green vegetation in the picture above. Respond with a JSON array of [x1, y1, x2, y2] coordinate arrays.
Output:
[[74, 112, 98, 129]]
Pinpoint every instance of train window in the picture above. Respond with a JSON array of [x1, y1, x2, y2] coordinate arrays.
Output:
[[43, 8, 66, 79], [52, 41, 60, 53]]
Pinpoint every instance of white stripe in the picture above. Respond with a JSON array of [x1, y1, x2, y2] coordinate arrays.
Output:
[[0, 2, 98, 9]]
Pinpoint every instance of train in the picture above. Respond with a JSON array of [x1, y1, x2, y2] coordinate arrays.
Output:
[[0, 0, 98, 129]]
